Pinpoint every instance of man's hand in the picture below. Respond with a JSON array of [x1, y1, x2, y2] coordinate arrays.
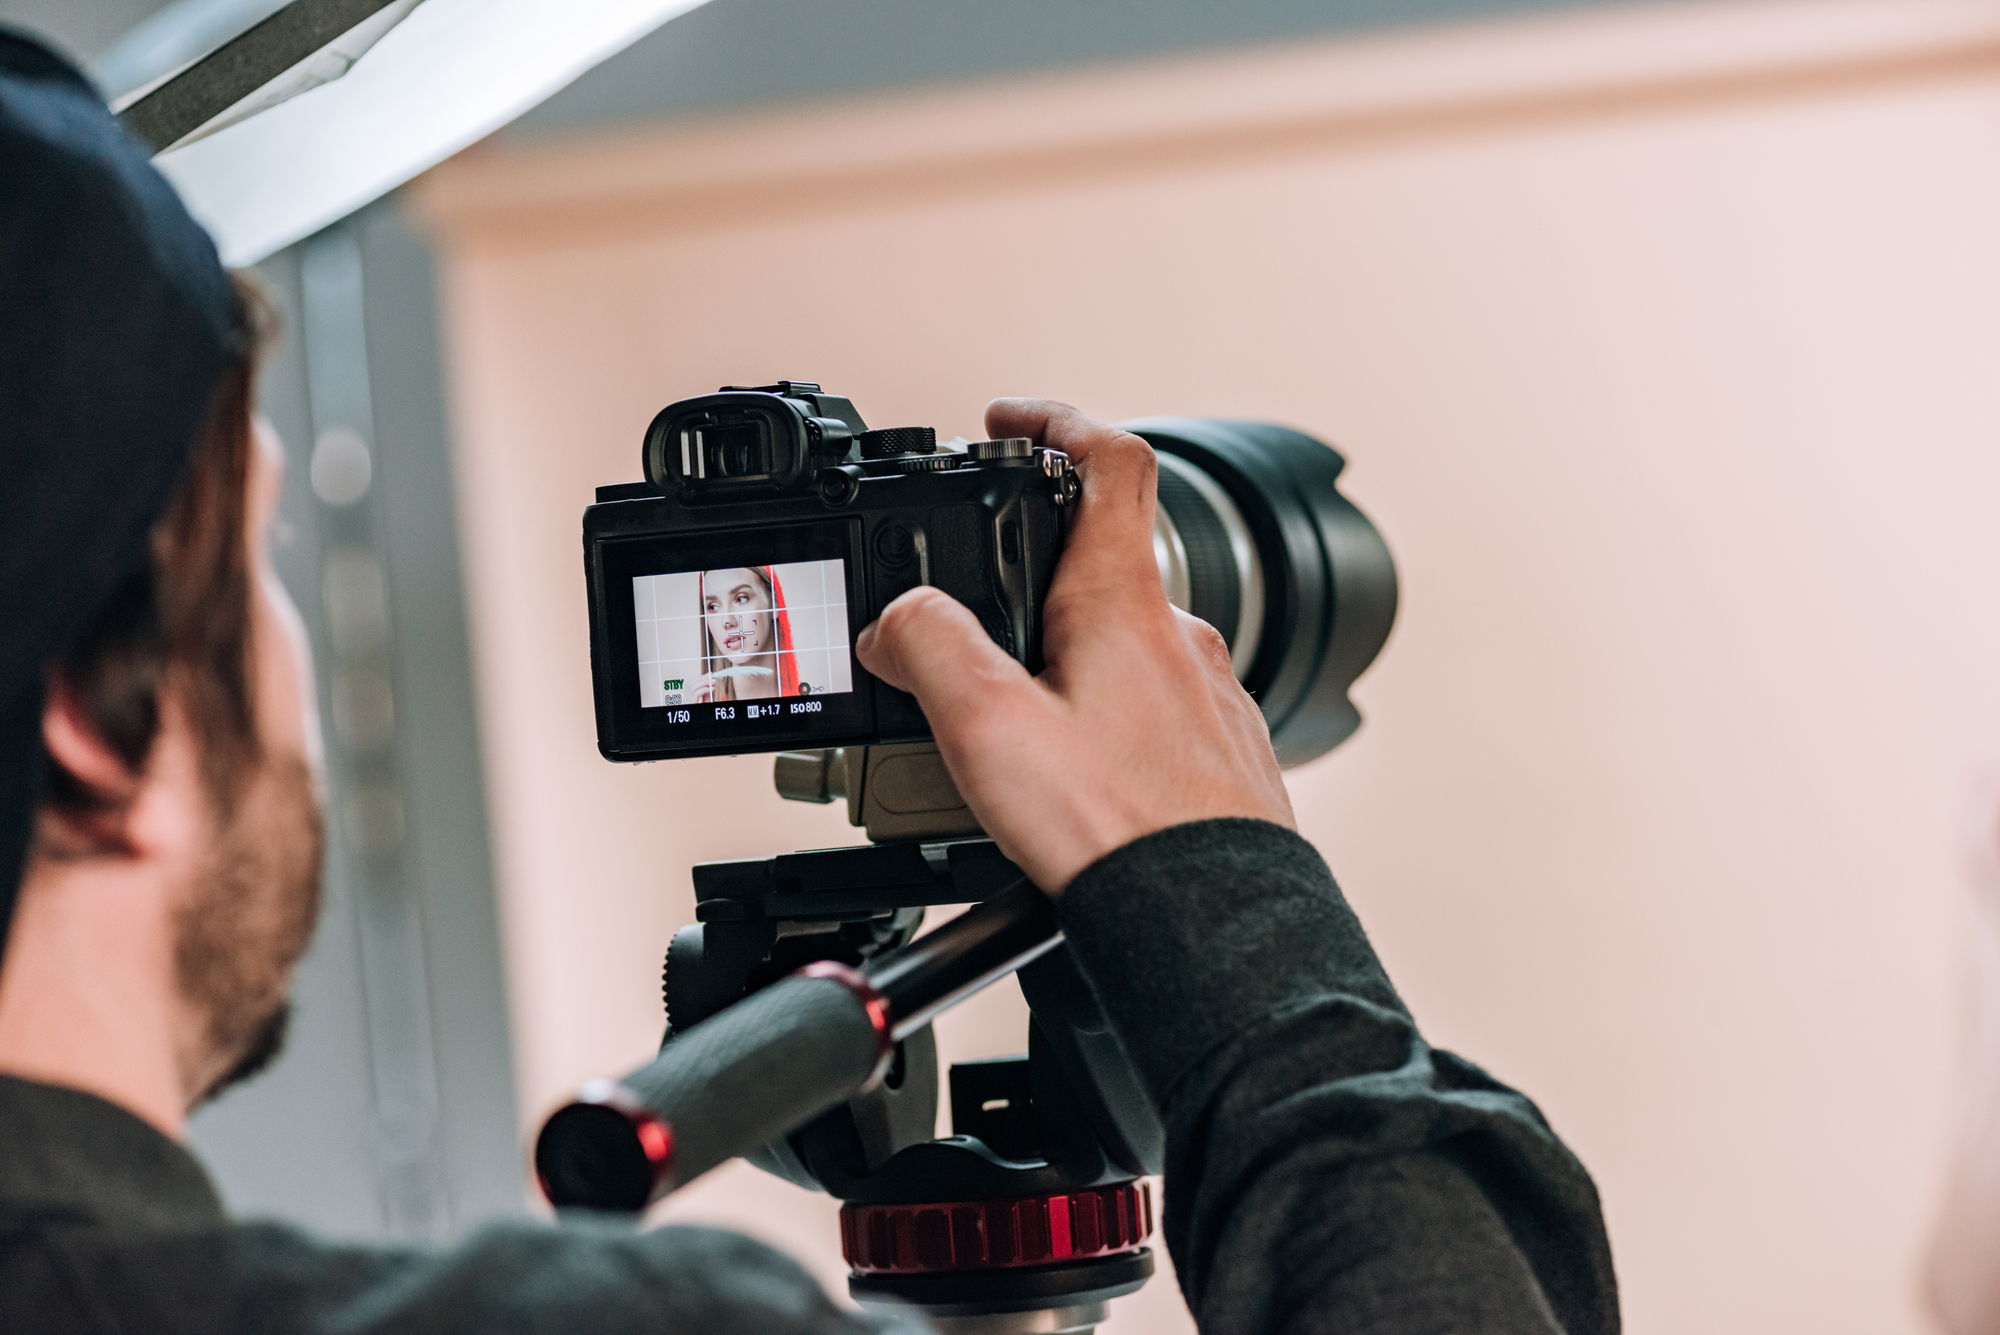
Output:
[[854, 398, 1295, 894]]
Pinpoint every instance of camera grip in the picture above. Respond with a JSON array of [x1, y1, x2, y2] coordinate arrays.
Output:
[[536, 965, 889, 1211]]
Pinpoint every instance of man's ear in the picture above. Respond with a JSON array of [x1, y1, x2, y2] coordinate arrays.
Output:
[[41, 677, 143, 812]]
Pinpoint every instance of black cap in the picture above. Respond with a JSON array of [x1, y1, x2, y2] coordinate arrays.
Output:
[[0, 32, 236, 964]]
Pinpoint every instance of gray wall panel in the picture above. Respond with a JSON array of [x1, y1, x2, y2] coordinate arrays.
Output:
[[353, 200, 524, 1229]]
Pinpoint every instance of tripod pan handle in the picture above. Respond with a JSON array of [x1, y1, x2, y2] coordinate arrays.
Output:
[[535, 965, 890, 1210]]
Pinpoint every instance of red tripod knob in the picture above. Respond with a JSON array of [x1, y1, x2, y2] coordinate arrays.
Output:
[[840, 1181, 1152, 1275]]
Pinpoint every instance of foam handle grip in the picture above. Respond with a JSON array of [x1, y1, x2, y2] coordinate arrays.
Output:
[[536, 970, 887, 1211]]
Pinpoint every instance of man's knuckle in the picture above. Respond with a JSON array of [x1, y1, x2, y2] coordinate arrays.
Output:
[[1075, 433, 1154, 499], [1100, 427, 1154, 466]]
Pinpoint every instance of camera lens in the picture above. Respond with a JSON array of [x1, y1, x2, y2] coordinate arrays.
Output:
[[1125, 418, 1397, 767]]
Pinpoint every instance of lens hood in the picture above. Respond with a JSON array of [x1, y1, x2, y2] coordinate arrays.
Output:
[[1123, 418, 1397, 767]]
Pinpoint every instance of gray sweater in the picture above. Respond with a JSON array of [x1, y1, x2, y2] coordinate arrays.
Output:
[[1059, 819, 1618, 1334], [0, 819, 1617, 1333]]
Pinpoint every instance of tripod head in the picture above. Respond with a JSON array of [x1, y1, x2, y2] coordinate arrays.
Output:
[[660, 748, 1165, 1330]]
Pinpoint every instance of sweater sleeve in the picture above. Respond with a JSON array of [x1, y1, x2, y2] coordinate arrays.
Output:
[[1055, 818, 1620, 1335], [5, 1214, 930, 1335]]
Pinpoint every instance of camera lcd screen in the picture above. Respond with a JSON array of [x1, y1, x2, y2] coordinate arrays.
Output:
[[594, 521, 872, 757], [633, 560, 853, 709]]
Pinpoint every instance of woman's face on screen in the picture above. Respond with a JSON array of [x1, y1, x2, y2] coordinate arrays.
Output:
[[703, 568, 774, 663]]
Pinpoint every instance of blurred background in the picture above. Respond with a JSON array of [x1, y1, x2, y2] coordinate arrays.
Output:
[[5, 0, 1999, 1331]]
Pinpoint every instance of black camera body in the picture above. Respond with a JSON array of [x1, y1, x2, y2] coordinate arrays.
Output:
[[585, 382, 1078, 763]]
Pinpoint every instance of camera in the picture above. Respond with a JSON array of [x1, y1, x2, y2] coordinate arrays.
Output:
[[585, 381, 1075, 763], [583, 380, 1397, 770]]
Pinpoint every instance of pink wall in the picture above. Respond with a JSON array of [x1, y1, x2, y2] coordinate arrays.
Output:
[[412, 2, 2000, 1329]]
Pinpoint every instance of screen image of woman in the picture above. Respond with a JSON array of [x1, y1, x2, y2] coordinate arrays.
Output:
[[695, 566, 797, 702], [631, 558, 852, 708]]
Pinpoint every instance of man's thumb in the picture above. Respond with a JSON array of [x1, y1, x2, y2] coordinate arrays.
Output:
[[855, 586, 1028, 721]]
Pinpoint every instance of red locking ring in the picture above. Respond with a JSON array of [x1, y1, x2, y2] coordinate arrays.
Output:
[[840, 1181, 1152, 1275]]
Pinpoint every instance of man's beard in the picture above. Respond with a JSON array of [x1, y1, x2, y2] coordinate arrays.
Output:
[[173, 752, 324, 1106]]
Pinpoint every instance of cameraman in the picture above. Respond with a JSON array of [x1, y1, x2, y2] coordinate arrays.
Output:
[[0, 32, 1618, 1335]]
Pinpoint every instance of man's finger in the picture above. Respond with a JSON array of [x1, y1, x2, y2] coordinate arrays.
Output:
[[855, 586, 1033, 735], [987, 398, 1160, 593]]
